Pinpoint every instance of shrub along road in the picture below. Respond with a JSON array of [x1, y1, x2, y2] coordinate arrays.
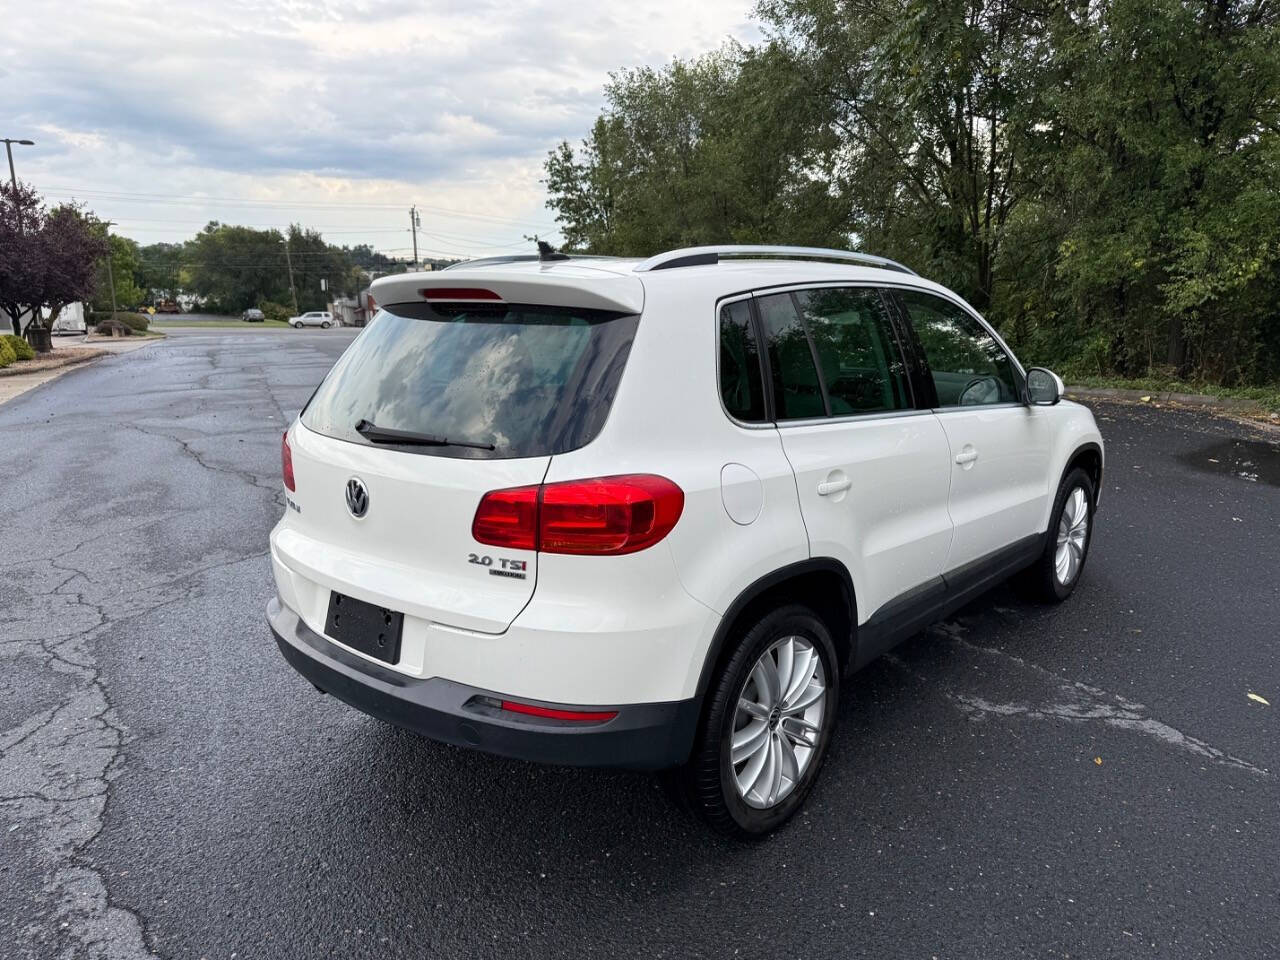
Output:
[[1, 329, 1277, 959]]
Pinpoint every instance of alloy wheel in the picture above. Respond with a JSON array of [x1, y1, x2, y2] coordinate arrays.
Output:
[[1055, 486, 1089, 586], [730, 635, 828, 810]]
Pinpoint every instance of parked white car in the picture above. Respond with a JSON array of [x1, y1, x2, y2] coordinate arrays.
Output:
[[268, 246, 1103, 836], [289, 311, 334, 328]]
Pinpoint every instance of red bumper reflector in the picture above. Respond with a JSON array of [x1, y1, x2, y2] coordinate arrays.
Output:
[[499, 700, 618, 723]]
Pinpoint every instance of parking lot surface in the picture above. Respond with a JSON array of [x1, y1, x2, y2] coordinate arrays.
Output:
[[1, 329, 1277, 959]]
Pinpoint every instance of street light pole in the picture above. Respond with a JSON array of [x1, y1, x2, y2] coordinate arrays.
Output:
[[3, 138, 36, 334], [2, 137, 34, 194]]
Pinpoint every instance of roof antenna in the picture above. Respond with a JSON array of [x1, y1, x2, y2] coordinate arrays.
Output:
[[536, 238, 570, 262]]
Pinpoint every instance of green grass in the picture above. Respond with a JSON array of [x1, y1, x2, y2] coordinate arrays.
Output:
[[1068, 374, 1280, 414], [149, 318, 294, 329]]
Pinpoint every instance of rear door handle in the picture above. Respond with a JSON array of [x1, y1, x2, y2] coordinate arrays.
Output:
[[954, 449, 979, 465], [817, 478, 852, 497]]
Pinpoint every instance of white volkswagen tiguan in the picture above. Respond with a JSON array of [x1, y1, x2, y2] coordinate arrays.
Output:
[[268, 246, 1103, 836]]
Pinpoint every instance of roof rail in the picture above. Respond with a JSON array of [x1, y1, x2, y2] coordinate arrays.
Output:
[[441, 253, 630, 271], [441, 255, 539, 270], [633, 245, 916, 275]]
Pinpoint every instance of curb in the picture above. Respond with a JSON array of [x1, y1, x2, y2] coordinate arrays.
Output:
[[1066, 385, 1274, 415], [0, 349, 107, 379]]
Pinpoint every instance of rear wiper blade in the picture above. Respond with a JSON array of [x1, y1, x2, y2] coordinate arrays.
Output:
[[354, 419, 495, 451]]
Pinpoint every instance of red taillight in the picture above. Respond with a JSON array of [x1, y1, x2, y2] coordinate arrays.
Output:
[[471, 484, 539, 550], [500, 700, 618, 723], [281, 430, 295, 492], [472, 474, 684, 556], [540, 474, 684, 555], [420, 287, 503, 302]]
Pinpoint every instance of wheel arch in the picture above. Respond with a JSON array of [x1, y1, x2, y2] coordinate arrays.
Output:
[[694, 558, 857, 700], [1063, 441, 1104, 509]]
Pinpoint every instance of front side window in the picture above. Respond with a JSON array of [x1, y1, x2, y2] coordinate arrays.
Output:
[[302, 301, 638, 459], [792, 287, 911, 415], [719, 300, 767, 422], [898, 290, 1019, 407]]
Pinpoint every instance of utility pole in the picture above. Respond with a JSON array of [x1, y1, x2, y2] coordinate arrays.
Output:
[[103, 220, 119, 317], [282, 237, 299, 315], [409, 206, 420, 269]]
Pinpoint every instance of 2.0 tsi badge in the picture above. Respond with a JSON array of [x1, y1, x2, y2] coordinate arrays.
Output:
[[345, 477, 369, 518]]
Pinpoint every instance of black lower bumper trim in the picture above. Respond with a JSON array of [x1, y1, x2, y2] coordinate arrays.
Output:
[[267, 597, 699, 771]]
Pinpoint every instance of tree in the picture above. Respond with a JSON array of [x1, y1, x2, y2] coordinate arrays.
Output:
[[135, 242, 186, 301], [550, 0, 1280, 387], [1023, 0, 1280, 383], [544, 44, 848, 256], [0, 182, 106, 336], [91, 233, 146, 311]]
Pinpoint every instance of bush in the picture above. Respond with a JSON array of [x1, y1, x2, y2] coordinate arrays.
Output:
[[257, 300, 292, 323], [95, 318, 133, 337], [117, 312, 150, 332], [0, 338, 15, 369], [1, 334, 35, 362]]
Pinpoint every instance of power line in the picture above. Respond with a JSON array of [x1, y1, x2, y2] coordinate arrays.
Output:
[[39, 184, 559, 230]]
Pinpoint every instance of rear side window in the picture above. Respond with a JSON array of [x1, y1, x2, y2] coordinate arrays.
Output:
[[719, 300, 767, 422], [792, 288, 911, 415], [757, 293, 825, 420], [302, 301, 638, 459], [897, 290, 1019, 406]]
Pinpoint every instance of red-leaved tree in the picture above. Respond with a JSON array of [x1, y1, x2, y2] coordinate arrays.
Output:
[[0, 181, 106, 337]]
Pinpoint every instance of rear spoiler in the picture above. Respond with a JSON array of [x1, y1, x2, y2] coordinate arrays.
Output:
[[371, 266, 644, 315]]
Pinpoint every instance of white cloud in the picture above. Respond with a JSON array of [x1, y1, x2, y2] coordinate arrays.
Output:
[[6, 0, 759, 257]]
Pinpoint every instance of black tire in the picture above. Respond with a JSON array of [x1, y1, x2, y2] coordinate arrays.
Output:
[[321, 321, 330, 328], [293, 321, 303, 329], [1017, 466, 1096, 603], [677, 604, 840, 838]]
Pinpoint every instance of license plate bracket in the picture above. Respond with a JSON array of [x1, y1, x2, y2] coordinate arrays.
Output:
[[324, 592, 404, 666]]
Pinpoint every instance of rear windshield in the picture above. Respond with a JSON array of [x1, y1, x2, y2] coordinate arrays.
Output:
[[301, 301, 638, 459]]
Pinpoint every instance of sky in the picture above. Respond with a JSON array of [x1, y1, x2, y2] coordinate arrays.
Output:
[[3, 0, 759, 261]]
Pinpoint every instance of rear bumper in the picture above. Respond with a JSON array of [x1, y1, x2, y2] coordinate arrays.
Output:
[[268, 597, 699, 771]]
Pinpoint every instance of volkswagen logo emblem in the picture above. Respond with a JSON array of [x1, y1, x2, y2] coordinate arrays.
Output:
[[345, 477, 369, 518]]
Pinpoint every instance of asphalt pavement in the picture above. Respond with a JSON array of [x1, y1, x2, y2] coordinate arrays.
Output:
[[1, 328, 1277, 959]]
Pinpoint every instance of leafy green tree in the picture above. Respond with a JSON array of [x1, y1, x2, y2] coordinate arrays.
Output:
[[545, 44, 848, 255], [134, 242, 186, 301], [92, 234, 146, 310], [1022, 0, 1280, 383], [185, 223, 293, 312]]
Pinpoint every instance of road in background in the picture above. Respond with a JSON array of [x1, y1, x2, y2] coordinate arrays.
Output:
[[1, 329, 1277, 959]]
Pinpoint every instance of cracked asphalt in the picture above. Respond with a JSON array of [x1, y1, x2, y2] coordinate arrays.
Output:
[[2, 329, 1278, 959]]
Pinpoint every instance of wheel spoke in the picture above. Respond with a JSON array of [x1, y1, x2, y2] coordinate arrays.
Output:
[[750, 658, 779, 709], [782, 678, 825, 715], [736, 733, 771, 797], [775, 638, 794, 701], [780, 716, 817, 749], [778, 733, 800, 783], [732, 719, 769, 764], [738, 698, 770, 722], [782, 646, 817, 707], [765, 735, 784, 805]]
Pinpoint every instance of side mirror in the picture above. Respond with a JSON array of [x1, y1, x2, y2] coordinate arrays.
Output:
[[1026, 367, 1064, 406]]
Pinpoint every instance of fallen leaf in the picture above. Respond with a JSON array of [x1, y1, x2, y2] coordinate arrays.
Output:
[[1139, 395, 1152, 402], [1094, 757, 1103, 765], [1208, 458, 1220, 463], [1247, 693, 1270, 706]]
